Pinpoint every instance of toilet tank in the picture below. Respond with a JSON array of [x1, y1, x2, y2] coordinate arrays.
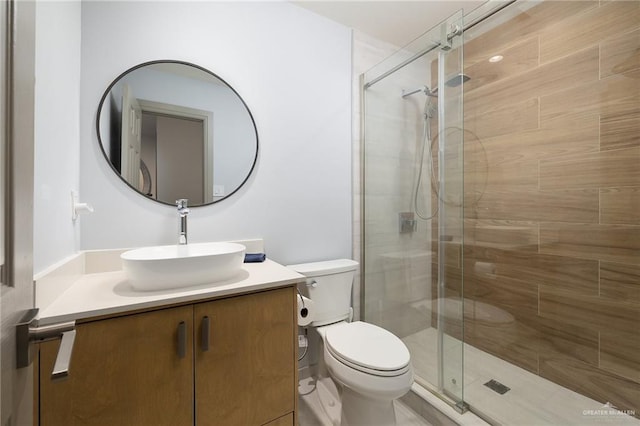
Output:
[[287, 259, 358, 326]]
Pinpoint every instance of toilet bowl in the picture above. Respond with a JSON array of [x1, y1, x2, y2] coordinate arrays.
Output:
[[288, 259, 413, 425], [321, 321, 412, 391]]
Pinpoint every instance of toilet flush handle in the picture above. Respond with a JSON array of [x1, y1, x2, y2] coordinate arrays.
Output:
[[306, 279, 317, 288]]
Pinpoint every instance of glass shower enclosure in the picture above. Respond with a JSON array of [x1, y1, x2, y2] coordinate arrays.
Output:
[[360, 9, 467, 412], [362, 1, 640, 424]]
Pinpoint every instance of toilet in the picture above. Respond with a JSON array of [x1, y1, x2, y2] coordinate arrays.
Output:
[[288, 259, 413, 426]]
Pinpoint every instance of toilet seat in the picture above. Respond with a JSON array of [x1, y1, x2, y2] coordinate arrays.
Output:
[[325, 321, 410, 377]]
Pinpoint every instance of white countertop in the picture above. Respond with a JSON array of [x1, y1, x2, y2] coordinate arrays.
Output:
[[38, 259, 304, 326]]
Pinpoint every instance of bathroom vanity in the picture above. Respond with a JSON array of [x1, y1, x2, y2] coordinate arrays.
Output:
[[29, 58, 299, 425], [33, 251, 302, 426]]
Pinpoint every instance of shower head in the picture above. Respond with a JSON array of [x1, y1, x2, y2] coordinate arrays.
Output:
[[445, 73, 470, 88], [432, 74, 471, 94]]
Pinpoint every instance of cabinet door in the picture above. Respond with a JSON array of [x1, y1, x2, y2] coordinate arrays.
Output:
[[39, 305, 193, 426], [195, 287, 296, 425]]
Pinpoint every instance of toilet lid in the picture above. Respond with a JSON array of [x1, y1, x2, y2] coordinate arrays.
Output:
[[325, 322, 410, 374]]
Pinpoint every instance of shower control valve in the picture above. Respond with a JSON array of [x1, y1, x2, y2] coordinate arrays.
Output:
[[399, 212, 417, 234]]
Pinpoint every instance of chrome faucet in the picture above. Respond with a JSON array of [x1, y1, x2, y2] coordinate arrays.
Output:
[[176, 199, 190, 245]]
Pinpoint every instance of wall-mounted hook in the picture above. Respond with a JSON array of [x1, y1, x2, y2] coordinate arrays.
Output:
[[71, 190, 94, 221]]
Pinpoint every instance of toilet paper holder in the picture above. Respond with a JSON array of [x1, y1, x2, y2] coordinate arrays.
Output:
[[296, 288, 314, 327], [296, 287, 309, 319], [298, 299, 309, 320]]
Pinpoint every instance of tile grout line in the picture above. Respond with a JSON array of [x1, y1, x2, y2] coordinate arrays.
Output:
[[597, 331, 601, 369], [598, 189, 601, 225], [598, 38, 601, 82], [598, 259, 601, 297]]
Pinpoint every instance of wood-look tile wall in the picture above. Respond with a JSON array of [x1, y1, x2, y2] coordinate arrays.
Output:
[[459, 0, 640, 414]]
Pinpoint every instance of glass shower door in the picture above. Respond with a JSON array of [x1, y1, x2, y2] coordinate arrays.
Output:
[[435, 11, 466, 411], [361, 9, 466, 411]]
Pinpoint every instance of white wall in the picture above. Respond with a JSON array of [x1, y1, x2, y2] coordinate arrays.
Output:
[[80, 1, 353, 265], [34, 1, 81, 274]]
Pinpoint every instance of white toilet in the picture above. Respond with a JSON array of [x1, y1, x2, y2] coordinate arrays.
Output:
[[288, 259, 413, 426]]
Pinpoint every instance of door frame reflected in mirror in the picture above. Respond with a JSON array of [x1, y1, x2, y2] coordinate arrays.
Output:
[[138, 99, 213, 204]]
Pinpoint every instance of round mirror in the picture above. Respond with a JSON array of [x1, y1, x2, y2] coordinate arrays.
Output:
[[96, 60, 258, 206]]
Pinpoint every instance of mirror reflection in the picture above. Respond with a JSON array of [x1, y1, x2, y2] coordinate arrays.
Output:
[[97, 60, 258, 206]]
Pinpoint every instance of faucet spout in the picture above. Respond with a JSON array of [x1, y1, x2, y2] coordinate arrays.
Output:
[[176, 199, 189, 245]]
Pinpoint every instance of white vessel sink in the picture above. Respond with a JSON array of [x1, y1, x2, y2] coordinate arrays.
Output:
[[121, 242, 246, 291]]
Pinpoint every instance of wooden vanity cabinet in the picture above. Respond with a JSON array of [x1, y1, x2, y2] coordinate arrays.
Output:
[[195, 287, 296, 425], [39, 305, 194, 425], [38, 286, 296, 426]]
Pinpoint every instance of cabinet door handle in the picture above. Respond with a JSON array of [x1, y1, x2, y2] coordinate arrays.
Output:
[[177, 321, 186, 359], [201, 316, 210, 352]]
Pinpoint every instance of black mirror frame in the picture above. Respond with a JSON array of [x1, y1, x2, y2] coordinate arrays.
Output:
[[95, 59, 259, 207]]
